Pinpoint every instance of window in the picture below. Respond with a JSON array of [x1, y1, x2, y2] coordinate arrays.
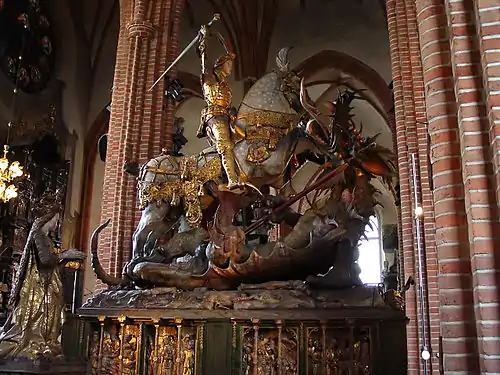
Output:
[[357, 215, 382, 285]]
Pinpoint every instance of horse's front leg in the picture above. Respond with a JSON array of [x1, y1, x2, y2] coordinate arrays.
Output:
[[132, 202, 170, 260], [123, 202, 171, 283]]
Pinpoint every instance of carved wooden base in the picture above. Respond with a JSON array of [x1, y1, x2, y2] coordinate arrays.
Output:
[[0, 357, 87, 375], [78, 285, 408, 375]]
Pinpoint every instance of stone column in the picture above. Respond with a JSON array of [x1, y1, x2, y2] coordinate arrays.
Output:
[[414, 1, 478, 373], [100, 0, 185, 277]]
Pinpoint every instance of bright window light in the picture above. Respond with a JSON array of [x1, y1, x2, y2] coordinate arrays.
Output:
[[357, 215, 382, 285]]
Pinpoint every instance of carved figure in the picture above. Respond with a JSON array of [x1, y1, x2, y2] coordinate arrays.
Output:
[[157, 332, 176, 375], [0, 191, 85, 359], [242, 340, 252, 375], [181, 333, 195, 375], [281, 329, 299, 374], [101, 327, 120, 375], [123, 331, 138, 375], [145, 333, 155, 375], [126, 48, 309, 263], [90, 332, 100, 375], [307, 333, 322, 375], [197, 24, 240, 190]]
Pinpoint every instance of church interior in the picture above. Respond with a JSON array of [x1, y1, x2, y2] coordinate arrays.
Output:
[[0, 0, 498, 374]]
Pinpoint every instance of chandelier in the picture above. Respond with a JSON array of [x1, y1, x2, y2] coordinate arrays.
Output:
[[0, 17, 28, 203], [0, 144, 23, 202]]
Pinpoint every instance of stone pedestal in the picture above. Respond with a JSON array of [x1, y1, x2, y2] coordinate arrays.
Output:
[[79, 285, 407, 375]]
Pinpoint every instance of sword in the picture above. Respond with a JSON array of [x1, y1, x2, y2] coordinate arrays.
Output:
[[148, 13, 221, 91]]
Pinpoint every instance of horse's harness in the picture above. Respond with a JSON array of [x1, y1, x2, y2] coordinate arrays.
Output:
[[234, 108, 299, 164], [138, 153, 221, 227]]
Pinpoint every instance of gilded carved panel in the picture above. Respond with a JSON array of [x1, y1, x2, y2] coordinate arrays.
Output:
[[88, 323, 141, 375], [306, 325, 371, 375], [239, 324, 298, 375], [144, 323, 202, 375], [87, 320, 370, 375]]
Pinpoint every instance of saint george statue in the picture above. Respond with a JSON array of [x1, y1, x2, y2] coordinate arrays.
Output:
[[196, 24, 240, 190], [0, 191, 85, 359]]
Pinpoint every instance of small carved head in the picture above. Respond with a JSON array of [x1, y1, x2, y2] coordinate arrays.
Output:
[[215, 53, 235, 76]]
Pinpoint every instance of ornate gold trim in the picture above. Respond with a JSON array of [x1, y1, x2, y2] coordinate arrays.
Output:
[[237, 110, 298, 129], [139, 156, 221, 227]]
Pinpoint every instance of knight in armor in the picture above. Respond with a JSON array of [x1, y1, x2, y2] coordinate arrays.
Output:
[[196, 25, 241, 190]]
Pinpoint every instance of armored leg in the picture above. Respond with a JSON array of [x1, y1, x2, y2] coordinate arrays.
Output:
[[207, 117, 240, 189]]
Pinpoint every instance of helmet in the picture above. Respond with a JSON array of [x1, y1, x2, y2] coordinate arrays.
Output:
[[214, 52, 235, 69]]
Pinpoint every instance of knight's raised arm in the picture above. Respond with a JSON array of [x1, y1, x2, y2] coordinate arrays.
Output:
[[197, 25, 209, 74]]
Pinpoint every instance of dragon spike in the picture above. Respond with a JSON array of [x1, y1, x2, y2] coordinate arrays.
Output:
[[276, 46, 293, 72], [300, 78, 319, 116]]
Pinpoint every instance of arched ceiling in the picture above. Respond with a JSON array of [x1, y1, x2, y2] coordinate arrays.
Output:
[[183, 0, 387, 29], [296, 49, 393, 126]]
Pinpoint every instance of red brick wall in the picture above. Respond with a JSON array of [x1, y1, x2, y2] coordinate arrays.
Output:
[[390, 0, 500, 373], [100, 0, 185, 277]]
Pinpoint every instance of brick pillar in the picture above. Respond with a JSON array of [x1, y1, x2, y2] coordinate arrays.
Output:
[[387, 1, 420, 371], [388, 0, 440, 372], [100, 0, 185, 277], [445, 1, 500, 372], [473, 3, 500, 370], [163, 0, 183, 151], [404, 1, 441, 372], [415, 1, 479, 372], [475, 1, 500, 206]]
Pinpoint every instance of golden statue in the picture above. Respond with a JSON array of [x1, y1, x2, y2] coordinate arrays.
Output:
[[101, 328, 121, 374], [122, 333, 138, 375], [0, 194, 85, 359], [196, 24, 240, 190], [181, 333, 195, 375], [157, 334, 176, 375]]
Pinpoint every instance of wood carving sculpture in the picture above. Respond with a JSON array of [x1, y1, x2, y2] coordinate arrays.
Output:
[[0, 191, 85, 359]]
